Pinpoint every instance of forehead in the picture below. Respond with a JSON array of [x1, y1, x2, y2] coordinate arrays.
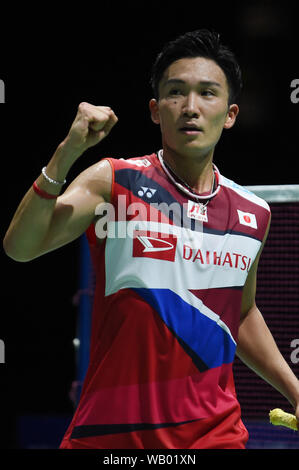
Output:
[[160, 56, 228, 90]]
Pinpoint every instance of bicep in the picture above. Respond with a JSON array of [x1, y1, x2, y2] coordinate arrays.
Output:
[[39, 160, 112, 255]]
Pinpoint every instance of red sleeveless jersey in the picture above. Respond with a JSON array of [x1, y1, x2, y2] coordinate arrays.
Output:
[[60, 152, 270, 449]]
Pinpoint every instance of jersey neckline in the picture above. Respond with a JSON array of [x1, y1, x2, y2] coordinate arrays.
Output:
[[155, 149, 222, 202]]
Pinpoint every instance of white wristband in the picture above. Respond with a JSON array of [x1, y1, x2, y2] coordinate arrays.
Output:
[[42, 167, 66, 186]]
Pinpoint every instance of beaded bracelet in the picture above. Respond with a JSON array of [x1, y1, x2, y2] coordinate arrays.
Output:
[[42, 166, 66, 186]]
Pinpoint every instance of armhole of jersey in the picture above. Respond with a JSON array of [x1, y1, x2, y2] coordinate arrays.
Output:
[[103, 157, 116, 204], [86, 222, 97, 245], [86, 157, 115, 247]]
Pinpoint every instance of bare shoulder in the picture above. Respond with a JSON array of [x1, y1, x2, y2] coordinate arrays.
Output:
[[61, 158, 113, 204]]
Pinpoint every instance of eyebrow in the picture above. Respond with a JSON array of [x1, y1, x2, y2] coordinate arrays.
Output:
[[162, 78, 222, 88]]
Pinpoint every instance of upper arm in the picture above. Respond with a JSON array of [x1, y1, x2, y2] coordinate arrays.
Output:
[[240, 213, 271, 320], [39, 159, 112, 256]]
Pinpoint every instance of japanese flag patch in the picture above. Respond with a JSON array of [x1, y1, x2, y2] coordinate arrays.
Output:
[[237, 209, 257, 229]]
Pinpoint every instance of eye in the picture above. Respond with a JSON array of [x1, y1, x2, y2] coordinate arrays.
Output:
[[169, 88, 182, 96], [201, 89, 215, 97]]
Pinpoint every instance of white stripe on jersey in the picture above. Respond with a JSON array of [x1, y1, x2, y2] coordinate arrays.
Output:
[[104, 221, 261, 294], [220, 175, 271, 211], [105, 221, 240, 345]]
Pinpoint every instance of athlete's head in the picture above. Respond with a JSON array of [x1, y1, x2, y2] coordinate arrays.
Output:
[[150, 29, 242, 106], [149, 29, 241, 160]]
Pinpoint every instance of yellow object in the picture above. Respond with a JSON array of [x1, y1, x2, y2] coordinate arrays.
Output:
[[269, 408, 298, 431]]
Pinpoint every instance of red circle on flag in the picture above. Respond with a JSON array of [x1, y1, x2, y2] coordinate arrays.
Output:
[[244, 215, 251, 223]]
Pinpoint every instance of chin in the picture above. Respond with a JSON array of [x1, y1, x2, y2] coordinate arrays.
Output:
[[164, 139, 211, 159], [177, 144, 209, 159]]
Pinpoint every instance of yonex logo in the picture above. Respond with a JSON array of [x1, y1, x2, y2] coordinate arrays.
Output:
[[138, 186, 157, 199], [133, 230, 177, 261]]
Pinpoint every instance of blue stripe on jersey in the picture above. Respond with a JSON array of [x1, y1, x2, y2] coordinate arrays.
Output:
[[115, 168, 191, 229], [133, 288, 236, 371], [115, 168, 260, 240], [115, 168, 177, 206]]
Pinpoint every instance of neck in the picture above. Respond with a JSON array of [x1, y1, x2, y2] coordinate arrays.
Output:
[[162, 145, 215, 194]]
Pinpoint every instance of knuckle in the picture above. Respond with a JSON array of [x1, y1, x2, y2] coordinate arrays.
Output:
[[78, 102, 89, 112]]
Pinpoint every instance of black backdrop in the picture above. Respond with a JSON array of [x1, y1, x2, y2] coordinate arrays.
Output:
[[1, 1, 298, 449]]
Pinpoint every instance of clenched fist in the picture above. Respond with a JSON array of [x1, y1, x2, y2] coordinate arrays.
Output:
[[65, 102, 118, 154]]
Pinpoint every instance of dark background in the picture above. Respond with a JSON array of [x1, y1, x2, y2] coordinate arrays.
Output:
[[0, 1, 298, 449]]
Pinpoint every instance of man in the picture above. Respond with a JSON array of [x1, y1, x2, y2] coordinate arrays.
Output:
[[4, 29, 299, 449]]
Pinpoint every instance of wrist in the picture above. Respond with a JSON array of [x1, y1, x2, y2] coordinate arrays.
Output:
[[287, 380, 299, 410], [43, 141, 80, 184], [33, 142, 77, 196], [54, 140, 82, 169], [59, 138, 83, 162]]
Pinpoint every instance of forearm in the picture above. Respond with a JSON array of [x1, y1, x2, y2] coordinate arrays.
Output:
[[4, 103, 118, 262], [3, 141, 81, 262], [236, 305, 299, 409]]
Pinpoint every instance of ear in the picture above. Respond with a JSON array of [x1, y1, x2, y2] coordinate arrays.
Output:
[[223, 104, 239, 129], [149, 98, 160, 125]]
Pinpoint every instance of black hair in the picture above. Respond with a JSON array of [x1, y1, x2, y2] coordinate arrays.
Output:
[[150, 29, 242, 104]]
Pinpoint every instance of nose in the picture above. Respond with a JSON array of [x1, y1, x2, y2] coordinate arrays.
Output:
[[182, 92, 199, 118]]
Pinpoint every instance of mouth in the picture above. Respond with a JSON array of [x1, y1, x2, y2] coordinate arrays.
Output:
[[179, 123, 203, 135]]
